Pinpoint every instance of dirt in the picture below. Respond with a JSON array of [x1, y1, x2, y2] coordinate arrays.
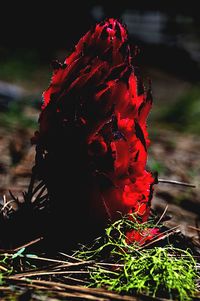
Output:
[[149, 129, 200, 241]]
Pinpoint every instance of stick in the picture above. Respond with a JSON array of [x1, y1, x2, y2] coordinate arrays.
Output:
[[6, 277, 138, 300], [158, 178, 196, 188], [0, 237, 44, 253], [13, 237, 43, 252], [188, 226, 200, 233], [155, 205, 169, 226]]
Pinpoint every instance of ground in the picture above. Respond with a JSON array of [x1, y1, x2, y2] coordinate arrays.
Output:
[[0, 61, 199, 300]]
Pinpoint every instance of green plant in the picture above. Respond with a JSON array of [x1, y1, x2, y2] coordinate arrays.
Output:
[[76, 213, 161, 260], [75, 214, 199, 301], [0, 254, 14, 285], [90, 246, 198, 301]]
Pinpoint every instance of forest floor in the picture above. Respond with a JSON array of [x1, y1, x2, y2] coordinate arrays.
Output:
[[0, 64, 199, 300]]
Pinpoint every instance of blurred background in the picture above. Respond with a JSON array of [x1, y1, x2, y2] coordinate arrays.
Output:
[[0, 1, 200, 237]]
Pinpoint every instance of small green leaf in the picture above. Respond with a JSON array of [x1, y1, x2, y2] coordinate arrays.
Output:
[[12, 247, 26, 259]]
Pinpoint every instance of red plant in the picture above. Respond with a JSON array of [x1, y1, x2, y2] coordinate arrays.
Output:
[[126, 227, 160, 245], [32, 18, 156, 247]]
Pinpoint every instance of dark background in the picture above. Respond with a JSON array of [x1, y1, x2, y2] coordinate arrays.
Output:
[[1, 1, 200, 130], [0, 1, 200, 81]]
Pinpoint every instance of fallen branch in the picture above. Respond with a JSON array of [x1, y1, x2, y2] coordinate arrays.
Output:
[[5, 277, 139, 301], [158, 178, 196, 188]]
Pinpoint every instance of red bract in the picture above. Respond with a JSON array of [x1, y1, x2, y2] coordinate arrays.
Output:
[[126, 228, 160, 246], [33, 18, 156, 247]]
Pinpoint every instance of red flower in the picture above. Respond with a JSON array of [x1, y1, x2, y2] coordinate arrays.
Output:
[[33, 18, 156, 247], [126, 228, 160, 246]]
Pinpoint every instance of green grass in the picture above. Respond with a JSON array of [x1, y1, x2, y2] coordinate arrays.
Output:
[[156, 86, 200, 134], [0, 100, 38, 130]]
